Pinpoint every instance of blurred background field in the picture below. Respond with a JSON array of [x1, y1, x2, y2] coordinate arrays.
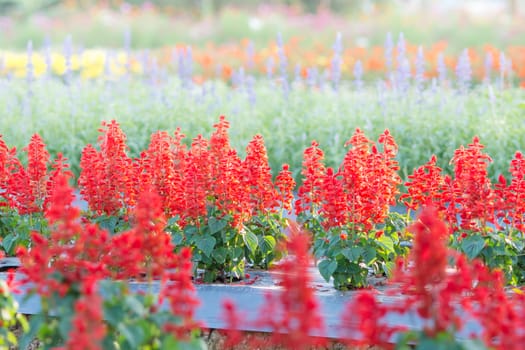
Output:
[[0, 0, 524, 50], [0, 0, 524, 185]]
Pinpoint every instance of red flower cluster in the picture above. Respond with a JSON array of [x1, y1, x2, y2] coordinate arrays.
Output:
[[0, 133, 70, 215], [403, 136, 525, 233], [296, 129, 401, 231], [18, 173, 200, 348], [78, 116, 293, 231], [79, 120, 135, 215], [340, 206, 525, 349], [495, 151, 525, 231], [400, 154, 444, 211]]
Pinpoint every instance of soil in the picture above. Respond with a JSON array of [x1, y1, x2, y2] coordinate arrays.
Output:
[[10, 318, 382, 350]]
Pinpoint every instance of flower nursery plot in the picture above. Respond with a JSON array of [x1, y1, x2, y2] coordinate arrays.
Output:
[[0, 7, 525, 347]]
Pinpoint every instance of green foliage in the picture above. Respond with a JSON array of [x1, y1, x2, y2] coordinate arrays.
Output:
[[307, 211, 410, 290], [166, 207, 287, 282], [101, 281, 206, 350], [450, 230, 525, 285], [0, 278, 28, 349], [1, 79, 522, 187], [395, 331, 488, 350], [0, 207, 48, 256]]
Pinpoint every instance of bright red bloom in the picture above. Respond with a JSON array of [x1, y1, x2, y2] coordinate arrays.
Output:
[[401, 154, 445, 211], [295, 140, 326, 216], [161, 247, 201, 340], [275, 164, 296, 213], [446, 136, 495, 231], [18, 172, 110, 298], [0, 135, 9, 203], [221, 299, 244, 348], [494, 151, 525, 231], [319, 167, 347, 229], [243, 134, 279, 215], [338, 128, 401, 231], [182, 134, 210, 226], [25, 134, 50, 210], [78, 120, 136, 216]]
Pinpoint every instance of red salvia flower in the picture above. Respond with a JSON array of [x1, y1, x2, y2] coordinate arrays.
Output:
[[340, 291, 395, 349], [182, 134, 210, 226], [295, 140, 326, 216], [338, 128, 401, 231], [24, 133, 50, 212], [78, 120, 136, 216], [221, 299, 244, 348], [319, 167, 347, 229], [18, 172, 110, 298], [243, 134, 278, 216], [495, 151, 525, 231], [0, 135, 9, 204], [401, 154, 445, 212], [161, 246, 202, 340], [275, 164, 296, 213], [447, 137, 495, 231], [139, 131, 178, 214]]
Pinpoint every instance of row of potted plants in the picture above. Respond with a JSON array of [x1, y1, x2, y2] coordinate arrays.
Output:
[[2, 116, 525, 290], [1, 195, 524, 349]]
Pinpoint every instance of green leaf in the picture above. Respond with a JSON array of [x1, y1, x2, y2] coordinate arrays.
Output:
[[259, 235, 276, 254], [382, 261, 395, 276], [242, 229, 258, 254], [318, 259, 337, 282], [196, 236, 216, 257], [461, 235, 485, 259], [167, 216, 179, 227], [341, 246, 364, 261], [2, 233, 16, 253], [97, 216, 119, 233], [231, 247, 244, 260], [363, 246, 377, 265], [212, 247, 227, 264], [118, 323, 145, 349], [161, 334, 180, 350], [208, 217, 228, 235], [171, 232, 184, 246], [125, 295, 147, 317], [104, 303, 126, 327], [377, 235, 395, 254]]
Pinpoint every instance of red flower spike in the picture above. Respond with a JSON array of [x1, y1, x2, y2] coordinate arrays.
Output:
[[401, 154, 445, 212], [447, 136, 495, 231], [319, 167, 347, 229], [78, 120, 135, 216], [182, 134, 210, 226], [243, 134, 278, 216], [275, 163, 296, 213], [24, 133, 50, 212], [295, 140, 326, 216]]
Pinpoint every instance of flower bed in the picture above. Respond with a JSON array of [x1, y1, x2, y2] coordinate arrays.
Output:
[[2, 116, 525, 348]]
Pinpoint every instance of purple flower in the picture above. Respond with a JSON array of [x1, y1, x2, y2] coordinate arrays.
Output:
[[384, 32, 394, 73], [414, 46, 426, 91], [455, 49, 472, 93], [353, 60, 363, 90]]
